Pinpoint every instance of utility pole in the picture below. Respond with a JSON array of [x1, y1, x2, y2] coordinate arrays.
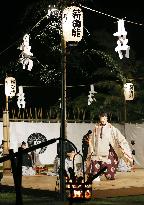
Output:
[[59, 3, 83, 200], [59, 33, 67, 201]]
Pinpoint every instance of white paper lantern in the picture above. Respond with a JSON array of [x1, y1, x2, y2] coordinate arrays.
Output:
[[5, 77, 16, 97], [124, 83, 134, 100], [62, 6, 83, 42]]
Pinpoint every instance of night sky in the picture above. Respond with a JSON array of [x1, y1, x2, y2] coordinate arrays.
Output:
[[0, 1, 143, 60], [0, 0, 144, 110], [0, 1, 144, 57]]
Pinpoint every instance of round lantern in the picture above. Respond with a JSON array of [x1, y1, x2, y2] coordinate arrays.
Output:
[[62, 6, 83, 42], [5, 77, 16, 97]]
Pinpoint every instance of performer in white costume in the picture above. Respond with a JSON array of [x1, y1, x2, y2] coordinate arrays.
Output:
[[87, 112, 133, 180]]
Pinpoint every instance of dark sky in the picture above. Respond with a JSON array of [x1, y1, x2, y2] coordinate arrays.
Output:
[[0, 0, 144, 110], [0, 0, 144, 59]]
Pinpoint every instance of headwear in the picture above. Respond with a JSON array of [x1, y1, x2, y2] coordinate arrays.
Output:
[[99, 112, 108, 117], [87, 130, 92, 135], [22, 141, 26, 145]]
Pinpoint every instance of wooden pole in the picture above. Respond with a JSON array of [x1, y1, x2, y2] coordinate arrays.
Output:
[[60, 35, 67, 201], [3, 95, 11, 174]]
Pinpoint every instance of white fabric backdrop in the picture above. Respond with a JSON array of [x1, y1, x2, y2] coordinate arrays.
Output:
[[0, 122, 144, 167]]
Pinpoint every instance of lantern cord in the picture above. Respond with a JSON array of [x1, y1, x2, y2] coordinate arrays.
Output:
[[80, 4, 143, 26], [0, 4, 143, 58], [29, 14, 48, 33]]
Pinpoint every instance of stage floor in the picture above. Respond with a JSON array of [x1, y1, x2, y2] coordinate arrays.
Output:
[[1, 168, 144, 198]]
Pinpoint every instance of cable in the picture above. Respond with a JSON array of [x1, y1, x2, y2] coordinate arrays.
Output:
[[80, 4, 143, 26]]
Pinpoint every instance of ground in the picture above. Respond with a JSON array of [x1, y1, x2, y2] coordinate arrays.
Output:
[[1, 168, 144, 199]]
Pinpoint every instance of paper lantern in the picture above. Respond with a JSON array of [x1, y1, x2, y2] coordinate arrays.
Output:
[[5, 77, 16, 97], [62, 6, 83, 42], [124, 83, 134, 100]]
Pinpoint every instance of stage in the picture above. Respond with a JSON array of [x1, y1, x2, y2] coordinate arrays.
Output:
[[1, 168, 144, 198]]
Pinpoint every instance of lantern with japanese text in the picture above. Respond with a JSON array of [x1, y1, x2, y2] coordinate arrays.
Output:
[[5, 77, 16, 97], [62, 6, 83, 42], [124, 83, 134, 100]]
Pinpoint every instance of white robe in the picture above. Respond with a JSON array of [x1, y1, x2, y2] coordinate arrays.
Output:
[[88, 123, 133, 166]]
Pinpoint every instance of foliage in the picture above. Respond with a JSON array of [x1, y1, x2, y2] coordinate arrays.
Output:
[[1, 1, 144, 122]]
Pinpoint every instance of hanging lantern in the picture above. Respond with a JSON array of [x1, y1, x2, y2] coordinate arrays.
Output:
[[5, 77, 16, 97], [124, 83, 134, 100], [62, 6, 83, 42]]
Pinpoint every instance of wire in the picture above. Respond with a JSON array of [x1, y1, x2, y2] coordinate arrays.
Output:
[[80, 4, 119, 20], [80, 4, 143, 26], [29, 14, 48, 33], [0, 13, 48, 58], [0, 4, 143, 58], [0, 39, 20, 56]]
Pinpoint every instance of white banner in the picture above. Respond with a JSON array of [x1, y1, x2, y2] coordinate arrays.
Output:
[[0, 122, 144, 167]]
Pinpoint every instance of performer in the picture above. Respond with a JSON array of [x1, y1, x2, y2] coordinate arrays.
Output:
[[87, 112, 133, 180], [21, 141, 35, 176], [82, 130, 92, 161]]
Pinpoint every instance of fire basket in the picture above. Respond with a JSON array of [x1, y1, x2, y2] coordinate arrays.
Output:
[[65, 151, 107, 203], [65, 152, 92, 202]]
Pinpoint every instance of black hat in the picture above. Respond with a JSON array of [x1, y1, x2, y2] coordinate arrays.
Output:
[[99, 112, 108, 117], [22, 141, 26, 145], [87, 130, 92, 135]]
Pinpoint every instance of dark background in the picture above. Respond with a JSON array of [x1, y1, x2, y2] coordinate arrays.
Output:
[[0, 0, 144, 112]]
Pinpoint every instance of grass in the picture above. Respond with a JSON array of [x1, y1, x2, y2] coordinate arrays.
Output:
[[1, 187, 144, 205]]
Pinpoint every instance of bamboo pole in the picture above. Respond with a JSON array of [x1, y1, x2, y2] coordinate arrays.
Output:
[[3, 95, 11, 174]]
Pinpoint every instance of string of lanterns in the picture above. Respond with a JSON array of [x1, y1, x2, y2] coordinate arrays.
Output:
[[4, 4, 137, 108], [4, 76, 134, 109]]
